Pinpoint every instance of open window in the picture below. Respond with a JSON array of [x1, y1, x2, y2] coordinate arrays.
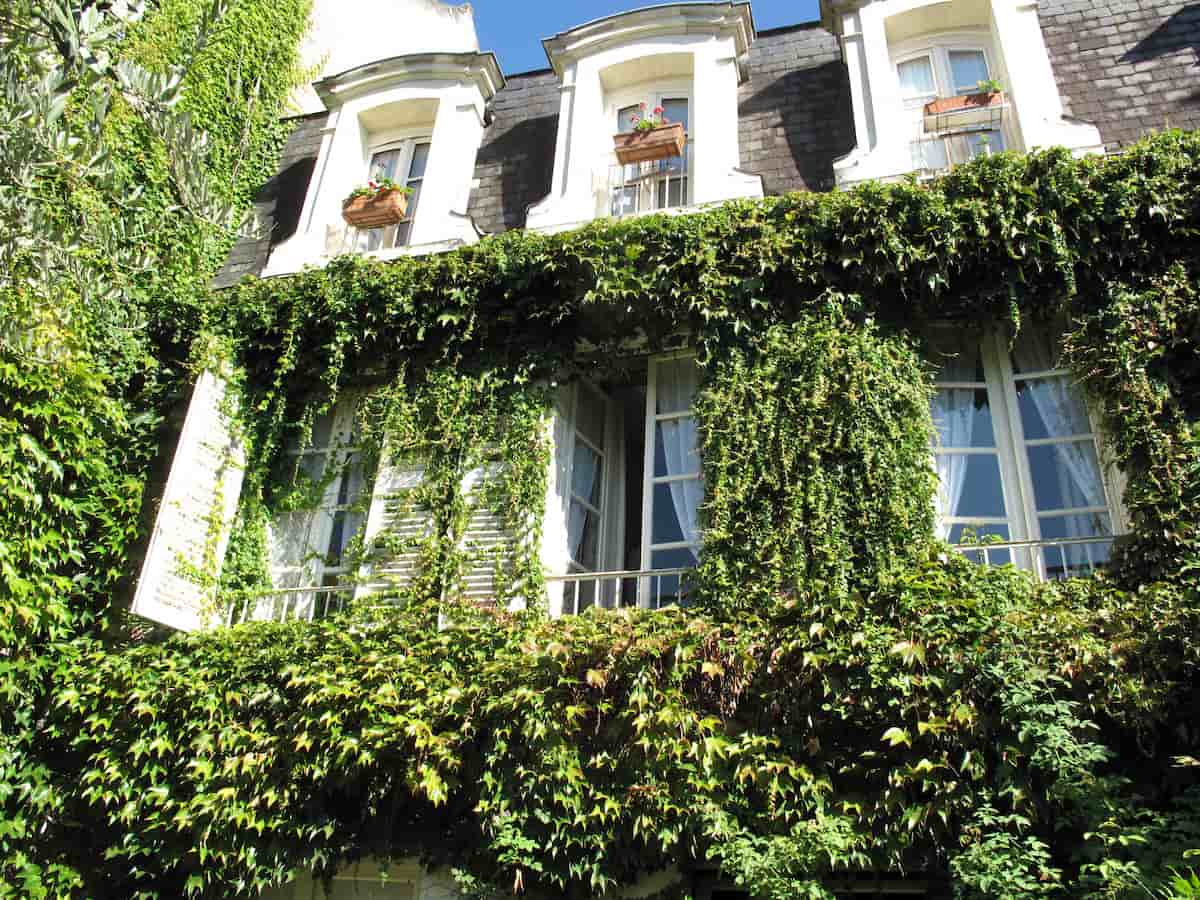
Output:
[[549, 354, 703, 614], [357, 138, 431, 252], [264, 399, 369, 620], [929, 329, 1123, 579], [610, 93, 691, 217]]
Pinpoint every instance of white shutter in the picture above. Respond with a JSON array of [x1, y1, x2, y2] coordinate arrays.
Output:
[[455, 461, 517, 607], [132, 371, 245, 631], [355, 451, 433, 599]]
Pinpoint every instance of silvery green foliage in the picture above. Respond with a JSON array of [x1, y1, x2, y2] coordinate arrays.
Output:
[[0, 0, 244, 361]]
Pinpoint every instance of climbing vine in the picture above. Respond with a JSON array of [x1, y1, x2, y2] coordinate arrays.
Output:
[[8, 111, 1200, 899]]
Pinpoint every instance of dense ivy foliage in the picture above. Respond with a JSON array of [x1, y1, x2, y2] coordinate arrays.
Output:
[[0, 0, 309, 895], [4, 10, 1200, 886]]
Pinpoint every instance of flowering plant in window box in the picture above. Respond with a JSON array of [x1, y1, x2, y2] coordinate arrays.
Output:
[[613, 103, 686, 165], [341, 178, 412, 229]]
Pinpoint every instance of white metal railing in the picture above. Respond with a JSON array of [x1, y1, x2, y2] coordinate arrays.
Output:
[[951, 535, 1117, 580], [608, 152, 689, 219], [546, 567, 694, 614]]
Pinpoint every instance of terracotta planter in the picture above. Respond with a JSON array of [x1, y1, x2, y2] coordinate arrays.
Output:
[[613, 122, 686, 165], [342, 189, 409, 229], [923, 91, 1005, 132]]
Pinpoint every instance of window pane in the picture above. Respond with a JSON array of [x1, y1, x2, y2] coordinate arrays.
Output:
[[898, 56, 936, 96], [931, 388, 996, 448], [936, 452, 1006, 518], [948, 50, 990, 94], [612, 185, 639, 216], [947, 522, 1011, 565], [408, 142, 430, 180], [654, 357, 700, 413], [307, 411, 336, 450], [324, 509, 363, 565], [1010, 328, 1066, 374], [1015, 376, 1093, 439], [651, 478, 702, 546], [930, 335, 986, 383], [654, 419, 700, 478], [617, 103, 640, 134], [661, 97, 689, 132], [911, 138, 949, 171], [650, 546, 699, 569], [368, 148, 402, 181], [657, 172, 687, 208], [1026, 441, 1107, 510], [1038, 511, 1112, 540], [571, 444, 603, 507], [271, 512, 313, 568], [576, 385, 606, 447], [568, 503, 600, 568]]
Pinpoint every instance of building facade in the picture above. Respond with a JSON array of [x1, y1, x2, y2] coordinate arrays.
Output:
[[132, 0, 1200, 895]]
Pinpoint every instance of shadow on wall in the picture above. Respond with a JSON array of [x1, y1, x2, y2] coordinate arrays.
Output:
[[1122, 2, 1200, 66], [738, 60, 856, 194], [475, 113, 558, 232], [268, 157, 318, 245]]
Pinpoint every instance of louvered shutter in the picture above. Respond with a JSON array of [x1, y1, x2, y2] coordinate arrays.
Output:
[[355, 452, 434, 599], [454, 460, 518, 607], [132, 371, 245, 631]]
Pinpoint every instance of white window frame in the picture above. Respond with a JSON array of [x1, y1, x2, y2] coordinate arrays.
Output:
[[606, 83, 693, 215], [639, 352, 702, 606], [357, 133, 432, 252], [932, 330, 1126, 579], [564, 381, 612, 575], [892, 33, 1006, 173], [269, 398, 367, 618]]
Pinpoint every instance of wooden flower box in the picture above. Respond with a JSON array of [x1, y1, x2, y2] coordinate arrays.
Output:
[[613, 122, 686, 165], [341, 189, 409, 229], [922, 91, 1006, 134]]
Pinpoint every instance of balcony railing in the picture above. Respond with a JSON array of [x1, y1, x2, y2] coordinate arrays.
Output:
[[547, 567, 694, 614], [608, 151, 689, 219], [910, 128, 1004, 177], [951, 535, 1117, 580]]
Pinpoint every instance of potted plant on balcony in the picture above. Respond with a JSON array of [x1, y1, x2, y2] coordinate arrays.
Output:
[[341, 178, 412, 229], [923, 78, 1006, 133], [613, 103, 686, 165]]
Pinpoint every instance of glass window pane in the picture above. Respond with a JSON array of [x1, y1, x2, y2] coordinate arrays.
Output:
[[1026, 441, 1107, 510], [1015, 376, 1093, 439], [947, 522, 1011, 565], [932, 388, 996, 448], [368, 148, 402, 181], [661, 97, 689, 132], [948, 50, 990, 94], [929, 334, 985, 382], [576, 385, 606, 447], [568, 503, 600, 569], [898, 56, 936, 96], [612, 185, 639, 216], [1010, 328, 1066, 374], [912, 138, 948, 172], [650, 546, 699, 570], [570, 444, 603, 507], [936, 452, 1007, 519], [618, 103, 640, 134], [654, 357, 700, 414], [654, 419, 701, 478], [271, 512, 313, 568], [407, 142, 430, 180], [651, 477, 703, 546]]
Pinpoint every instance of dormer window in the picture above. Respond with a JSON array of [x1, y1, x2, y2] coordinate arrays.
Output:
[[359, 139, 431, 251], [611, 94, 691, 217]]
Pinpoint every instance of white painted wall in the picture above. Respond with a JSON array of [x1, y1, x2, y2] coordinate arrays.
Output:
[[824, 0, 1103, 188], [292, 0, 480, 115], [528, 2, 762, 232]]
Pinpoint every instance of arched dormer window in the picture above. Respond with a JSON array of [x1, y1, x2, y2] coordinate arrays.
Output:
[[359, 136, 432, 251]]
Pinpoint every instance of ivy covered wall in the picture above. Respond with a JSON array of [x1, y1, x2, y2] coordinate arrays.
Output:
[[19, 132, 1199, 898]]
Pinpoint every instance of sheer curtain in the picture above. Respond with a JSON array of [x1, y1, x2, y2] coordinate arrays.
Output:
[[931, 389, 975, 539], [1012, 334, 1106, 531], [658, 362, 703, 548], [567, 447, 599, 563]]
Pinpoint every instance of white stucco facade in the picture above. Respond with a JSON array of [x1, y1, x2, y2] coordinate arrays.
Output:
[[265, 0, 501, 276], [822, 0, 1104, 188], [527, 2, 764, 233]]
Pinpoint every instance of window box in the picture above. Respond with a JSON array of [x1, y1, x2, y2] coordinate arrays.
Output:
[[612, 122, 686, 165], [341, 188, 409, 229], [922, 90, 1005, 135]]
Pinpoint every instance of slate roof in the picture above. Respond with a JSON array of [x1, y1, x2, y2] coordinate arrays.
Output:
[[214, 1, 1200, 285]]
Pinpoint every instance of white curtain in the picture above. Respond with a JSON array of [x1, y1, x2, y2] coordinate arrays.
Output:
[[657, 362, 703, 548], [1012, 335, 1107, 531], [931, 389, 975, 540]]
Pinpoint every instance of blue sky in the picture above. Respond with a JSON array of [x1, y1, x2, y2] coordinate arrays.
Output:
[[470, 1, 823, 75]]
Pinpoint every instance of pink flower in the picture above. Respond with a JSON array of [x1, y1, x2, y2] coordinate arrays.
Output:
[[639, 101, 646, 109], [653, 106, 663, 115]]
